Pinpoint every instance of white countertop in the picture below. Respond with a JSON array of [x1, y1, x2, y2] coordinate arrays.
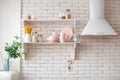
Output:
[[0, 71, 19, 80]]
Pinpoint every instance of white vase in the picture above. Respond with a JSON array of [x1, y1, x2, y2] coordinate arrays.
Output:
[[24, 34, 32, 42]]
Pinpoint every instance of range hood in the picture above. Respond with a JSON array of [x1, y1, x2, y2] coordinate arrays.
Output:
[[81, 0, 117, 35]]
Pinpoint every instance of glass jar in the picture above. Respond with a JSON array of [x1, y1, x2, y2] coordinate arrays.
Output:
[[65, 9, 71, 19], [27, 14, 31, 19], [38, 34, 43, 42], [32, 32, 38, 42], [59, 10, 65, 19], [72, 34, 79, 42]]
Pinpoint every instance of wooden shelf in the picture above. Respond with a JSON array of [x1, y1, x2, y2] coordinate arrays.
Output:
[[23, 41, 80, 45], [24, 19, 80, 22]]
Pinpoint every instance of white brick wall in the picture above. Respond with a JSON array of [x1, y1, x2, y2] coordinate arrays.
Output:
[[21, 0, 120, 80]]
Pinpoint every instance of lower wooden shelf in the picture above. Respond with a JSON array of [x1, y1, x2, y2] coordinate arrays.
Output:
[[23, 41, 79, 44]]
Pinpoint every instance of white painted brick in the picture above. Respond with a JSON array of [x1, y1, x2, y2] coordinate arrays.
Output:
[[78, 70, 89, 74], [21, 0, 120, 80], [78, 78, 90, 80]]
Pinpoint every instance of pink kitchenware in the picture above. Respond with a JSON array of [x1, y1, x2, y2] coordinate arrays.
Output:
[[47, 32, 59, 43], [61, 27, 73, 41]]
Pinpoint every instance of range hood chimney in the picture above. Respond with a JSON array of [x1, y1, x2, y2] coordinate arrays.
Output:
[[81, 0, 117, 35]]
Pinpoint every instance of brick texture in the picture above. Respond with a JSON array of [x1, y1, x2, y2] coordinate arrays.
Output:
[[21, 0, 120, 80]]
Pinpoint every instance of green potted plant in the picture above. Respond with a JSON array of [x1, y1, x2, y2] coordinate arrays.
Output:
[[4, 36, 25, 71]]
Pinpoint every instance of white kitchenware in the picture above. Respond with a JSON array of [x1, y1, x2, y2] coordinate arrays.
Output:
[[24, 34, 32, 42]]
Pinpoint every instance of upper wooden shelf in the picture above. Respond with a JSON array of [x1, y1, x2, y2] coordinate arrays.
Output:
[[24, 19, 80, 22]]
